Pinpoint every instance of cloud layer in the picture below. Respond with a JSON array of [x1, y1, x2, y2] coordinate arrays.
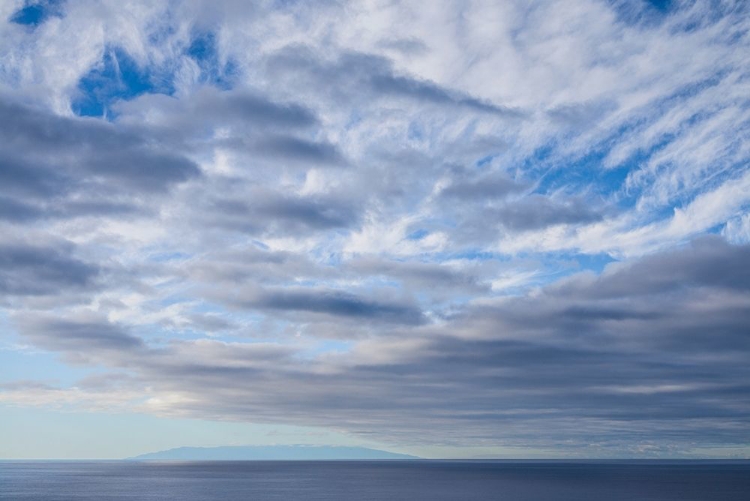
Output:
[[1, 0, 749, 457]]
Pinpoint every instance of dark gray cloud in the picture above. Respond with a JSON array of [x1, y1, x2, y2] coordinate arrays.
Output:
[[0, 156, 67, 198], [193, 90, 318, 128], [0, 243, 99, 297], [492, 194, 605, 231], [113, 88, 343, 166], [193, 181, 361, 236], [0, 196, 43, 222], [568, 236, 750, 297], [0, 100, 136, 153], [186, 245, 334, 285], [0, 155, 143, 223], [346, 257, 491, 295], [426, 168, 605, 245], [76, 237, 747, 453], [0, 197, 142, 223], [370, 73, 511, 115], [251, 196, 355, 231], [0, 95, 200, 223], [81, 148, 199, 192], [253, 135, 344, 165], [265, 47, 523, 117], [16, 315, 145, 364], [115, 87, 318, 130], [439, 171, 526, 201], [432, 190, 607, 246], [238, 287, 426, 325]]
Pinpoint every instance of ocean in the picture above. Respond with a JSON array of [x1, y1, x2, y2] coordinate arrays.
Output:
[[1, 460, 749, 500]]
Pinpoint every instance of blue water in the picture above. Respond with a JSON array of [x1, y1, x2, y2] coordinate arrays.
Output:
[[1, 461, 749, 500]]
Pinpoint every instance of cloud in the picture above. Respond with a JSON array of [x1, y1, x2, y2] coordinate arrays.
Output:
[[0, 242, 99, 297], [181, 239, 750, 448], [114, 87, 319, 131], [438, 172, 526, 201], [14, 314, 145, 365], [346, 256, 491, 295], [191, 88, 319, 128], [193, 184, 361, 237], [492, 195, 606, 231], [264, 46, 523, 117], [6, 238, 748, 454], [0, 94, 200, 224], [1, 0, 749, 458], [0, 196, 44, 222], [235, 287, 426, 326], [252, 135, 344, 165], [113, 87, 346, 168], [567, 236, 750, 297]]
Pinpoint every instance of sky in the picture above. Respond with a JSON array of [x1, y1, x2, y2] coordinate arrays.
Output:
[[0, 0, 749, 460]]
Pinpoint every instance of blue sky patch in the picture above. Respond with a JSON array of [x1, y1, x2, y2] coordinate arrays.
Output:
[[608, 0, 674, 27], [186, 31, 238, 89], [406, 229, 429, 240], [72, 47, 172, 117], [9, 0, 64, 28]]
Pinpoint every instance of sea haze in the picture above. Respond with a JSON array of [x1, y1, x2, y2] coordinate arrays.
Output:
[[2, 461, 749, 501], [129, 445, 418, 460]]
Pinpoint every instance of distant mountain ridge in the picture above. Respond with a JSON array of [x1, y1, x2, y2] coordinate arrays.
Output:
[[129, 445, 419, 461]]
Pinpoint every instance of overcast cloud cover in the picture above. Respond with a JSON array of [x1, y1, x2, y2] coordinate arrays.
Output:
[[1, 0, 749, 458]]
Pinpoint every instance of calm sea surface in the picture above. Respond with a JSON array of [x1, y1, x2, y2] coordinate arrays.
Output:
[[1, 461, 749, 500]]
